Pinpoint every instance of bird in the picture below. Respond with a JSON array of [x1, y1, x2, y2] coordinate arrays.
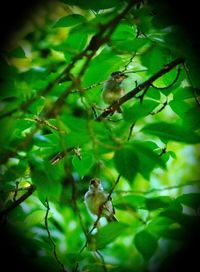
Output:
[[102, 71, 127, 113], [84, 178, 117, 222]]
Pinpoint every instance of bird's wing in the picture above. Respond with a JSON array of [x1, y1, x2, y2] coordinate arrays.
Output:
[[103, 194, 115, 215]]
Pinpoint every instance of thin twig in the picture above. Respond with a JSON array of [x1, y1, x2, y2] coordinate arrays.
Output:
[[44, 199, 68, 272], [151, 99, 168, 115], [95, 250, 108, 272], [127, 123, 135, 141], [121, 52, 137, 73]]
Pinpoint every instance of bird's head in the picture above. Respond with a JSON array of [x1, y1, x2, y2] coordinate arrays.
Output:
[[111, 71, 128, 83], [89, 178, 103, 191]]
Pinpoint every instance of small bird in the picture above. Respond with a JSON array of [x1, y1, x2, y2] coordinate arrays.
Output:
[[84, 178, 117, 222], [102, 71, 127, 113]]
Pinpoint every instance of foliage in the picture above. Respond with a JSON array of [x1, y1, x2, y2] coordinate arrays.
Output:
[[0, 0, 200, 271]]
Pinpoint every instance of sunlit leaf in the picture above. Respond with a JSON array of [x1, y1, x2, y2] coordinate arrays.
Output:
[[94, 222, 128, 249], [28, 97, 46, 115], [24, 210, 46, 227], [141, 122, 200, 143], [53, 14, 86, 28], [72, 152, 95, 177], [123, 100, 159, 123], [115, 194, 146, 210], [173, 87, 195, 100]]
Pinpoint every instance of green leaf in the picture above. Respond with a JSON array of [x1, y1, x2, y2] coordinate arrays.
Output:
[[94, 222, 128, 250], [141, 122, 200, 144], [114, 146, 139, 182], [123, 100, 159, 123], [72, 152, 94, 177], [181, 107, 200, 129], [28, 97, 45, 114], [147, 216, 175, 234], [160, 210, 198, 227], [128, 141, 166, 179], [24, 210, 46, 227], [8, 47, 26, 58], [141, 45, 169, 74], [82, 47, 122, 86], [59, 26, 89, 53], [169, 100, 192, 118], [147, 216, 185, 240], [112, 37, 149, 53], [132, 141, 166, 168], [53, 14, 86, 28], [115, 194, 146, 211], [176, 193, 200, 210], [111, 22, 136, 41], [153, 68, 179, 95], [173, 87, 195, 100], [30, 158, 62, 204], [145, 196, 171, 210], [134, 230, 158, 260], [0, 117, 18, 146]]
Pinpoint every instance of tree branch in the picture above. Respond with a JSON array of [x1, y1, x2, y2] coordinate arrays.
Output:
[[96, 58, 184, 121]]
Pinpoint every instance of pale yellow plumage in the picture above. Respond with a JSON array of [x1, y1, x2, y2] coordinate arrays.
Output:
[[84, 178, 117, 222]]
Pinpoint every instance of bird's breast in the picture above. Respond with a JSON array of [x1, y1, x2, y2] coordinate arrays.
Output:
[[86, 191, 107, 215]]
